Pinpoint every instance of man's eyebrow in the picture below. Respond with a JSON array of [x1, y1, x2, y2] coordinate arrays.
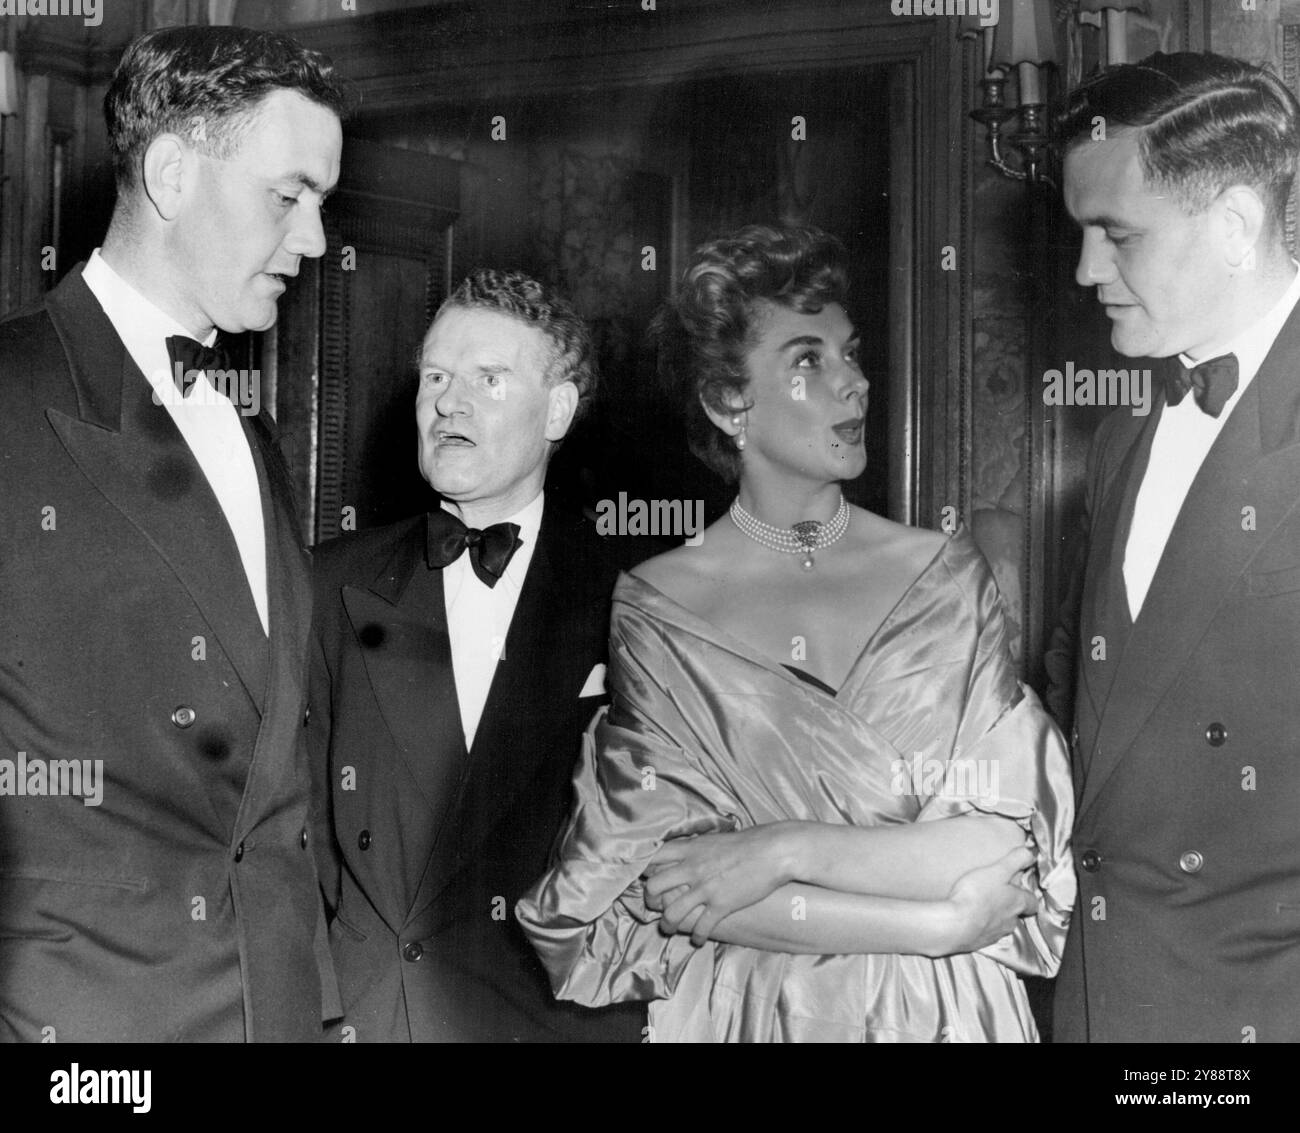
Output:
[[417, 360, 514, 374], [282, 172, 335, 198], [1075, 212, 1137, 229]]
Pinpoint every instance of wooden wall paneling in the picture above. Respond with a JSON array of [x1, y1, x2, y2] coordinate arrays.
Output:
[[314, 208, 450, 541], [888, 62, 917, 526], [315, 226, 350, 542], [295, 2, 972, 536], [273, 256, 323, 546], [19, 72, 48, 304], [306, 140, 459, 542]]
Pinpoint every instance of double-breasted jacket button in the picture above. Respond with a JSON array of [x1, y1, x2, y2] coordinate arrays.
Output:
[[1205, 722, 1227, 747], [171, 706, 197, 729], [234, 841, 245, 863], [402, 942, 423, 963], [1080, 849, 1102, 872], [357, 829, 372, 851], [1179, 850, 1204, 874], [303, 706, 311, 727], [300, 828, 309, 850]]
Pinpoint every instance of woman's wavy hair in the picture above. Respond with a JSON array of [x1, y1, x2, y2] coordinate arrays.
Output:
[[1053, 51, 1300, 229], [651, 224, 850, 484]]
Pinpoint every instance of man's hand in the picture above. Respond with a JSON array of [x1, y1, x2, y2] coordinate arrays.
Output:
[[934, 844, 1039, 957], [643, 823, 800, 946]]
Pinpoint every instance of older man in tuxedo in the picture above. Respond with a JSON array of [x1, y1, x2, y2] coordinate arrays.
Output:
[[0, 26, 345, 1041], [309, 269, 646, 1042], [1047, 52, 1300, 1042]]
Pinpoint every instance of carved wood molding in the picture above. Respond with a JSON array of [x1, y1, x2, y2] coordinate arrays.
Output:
[[313, 208, 451, 542], [293, 1, 955, 113], [315, 214, 353, 544]]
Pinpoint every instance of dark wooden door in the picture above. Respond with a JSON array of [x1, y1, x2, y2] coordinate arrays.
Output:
[[273, 137, 460, 544]]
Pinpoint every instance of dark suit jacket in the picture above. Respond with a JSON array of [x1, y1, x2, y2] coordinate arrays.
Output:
[[1047, 310, 1300, 1043], [308, 498, 647, 1042], [0, 266, 340, 1041]]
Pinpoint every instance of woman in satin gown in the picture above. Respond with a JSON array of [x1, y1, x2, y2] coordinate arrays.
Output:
[[516, 224, 1075, 1042]]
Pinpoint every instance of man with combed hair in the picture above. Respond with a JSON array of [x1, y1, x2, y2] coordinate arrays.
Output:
[[0, 25, 345, 1041], [1047, 51, 1300, 1042], [308, 269, 646, 1042]]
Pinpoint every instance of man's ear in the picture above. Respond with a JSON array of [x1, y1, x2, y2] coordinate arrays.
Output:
[[141, 133, 189, 222], [1218, 183, 1267, 270], [544, 380, 580, 443]]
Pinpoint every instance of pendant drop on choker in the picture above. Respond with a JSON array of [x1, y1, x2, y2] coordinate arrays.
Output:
[[792, 521, 821, 571]]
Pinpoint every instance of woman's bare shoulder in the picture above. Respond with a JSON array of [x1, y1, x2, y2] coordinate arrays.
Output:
[[628, 518, 736, 604], [849, 507, 948, 569]]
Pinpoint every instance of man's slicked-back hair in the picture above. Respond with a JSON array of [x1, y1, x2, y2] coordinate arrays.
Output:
[[1053, 51, 1300, 227], [105, 25, 350, 194], [434, 268, 598, 423], [651, 223, 849, 484]]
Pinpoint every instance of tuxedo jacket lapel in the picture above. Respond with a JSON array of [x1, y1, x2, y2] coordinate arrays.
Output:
[[42, 272, 270, 713], [340, 530, 467, 817], [1077, 401, 1159, 766], [233, 413, 312, 824], [338, 523, 469, 924], [1081, 318, 1300, 821], [246, 411, 310, 677]]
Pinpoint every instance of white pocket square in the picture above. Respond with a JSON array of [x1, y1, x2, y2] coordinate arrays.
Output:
[[579, 663, 607, 698]]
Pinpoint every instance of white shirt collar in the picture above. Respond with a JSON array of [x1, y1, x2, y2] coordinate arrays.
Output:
[[1178, 261, 1300, 386], [81, 248, 217, 393]]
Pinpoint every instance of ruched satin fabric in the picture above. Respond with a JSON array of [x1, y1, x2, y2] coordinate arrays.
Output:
[[517, 532, 1076, 1042]]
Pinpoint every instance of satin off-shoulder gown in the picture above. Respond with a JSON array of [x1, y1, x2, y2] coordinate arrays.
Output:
[[517, 532, 1076, 1042]]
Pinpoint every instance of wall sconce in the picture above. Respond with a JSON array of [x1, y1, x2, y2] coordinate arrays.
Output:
[[966, 0, 1059, 185], [1078, 1, 1145, 67]]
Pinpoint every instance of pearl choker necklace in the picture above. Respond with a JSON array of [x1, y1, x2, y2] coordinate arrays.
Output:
[[729, 495, 850, 571]]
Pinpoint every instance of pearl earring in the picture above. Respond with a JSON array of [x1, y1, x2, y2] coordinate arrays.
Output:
[[732, 415, 746, 451]]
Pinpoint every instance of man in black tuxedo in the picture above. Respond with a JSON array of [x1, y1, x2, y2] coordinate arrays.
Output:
[[0, 27, 346, 1040], [309, 269, 646, 1042], [1048, 52, 1300, 1042]]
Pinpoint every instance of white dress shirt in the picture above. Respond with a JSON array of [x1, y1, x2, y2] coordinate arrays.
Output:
[[82, 249, 269, 634], [444, 491, 545, 750], [1124, 263, 1300, 620]]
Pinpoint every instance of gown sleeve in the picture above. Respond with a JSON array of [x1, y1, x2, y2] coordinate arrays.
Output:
[[913, 549, 1077, 978], [515, 606, 740, 1007]]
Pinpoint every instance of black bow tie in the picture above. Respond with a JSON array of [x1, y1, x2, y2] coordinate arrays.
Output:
[[165, 334, 232, 394], [1167, 353, 1239, 418], [426, 509, 523, 589]]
